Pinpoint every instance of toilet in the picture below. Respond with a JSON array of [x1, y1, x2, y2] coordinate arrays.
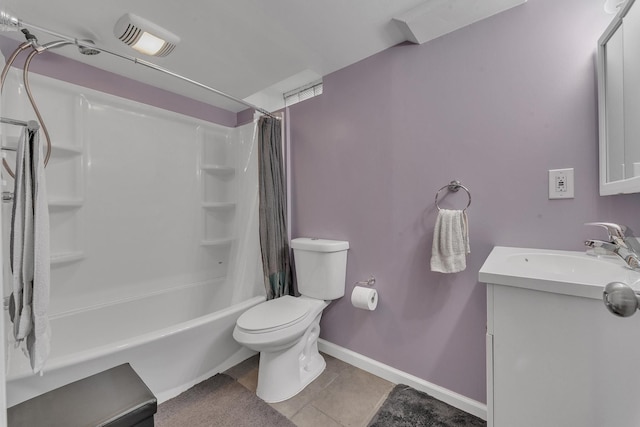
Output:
[[233, 237, 349, 403]]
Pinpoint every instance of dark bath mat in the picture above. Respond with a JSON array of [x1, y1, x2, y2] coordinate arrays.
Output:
[[368, 384, 486, 427], [155, 373, 295, 427]]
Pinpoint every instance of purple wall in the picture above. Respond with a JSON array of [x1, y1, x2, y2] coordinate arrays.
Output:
[[288, 0, 640, 403], [0, 36, 238, 127]]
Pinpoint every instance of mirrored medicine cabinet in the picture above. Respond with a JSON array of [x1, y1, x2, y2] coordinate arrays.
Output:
[[598, 0, 640, 195]]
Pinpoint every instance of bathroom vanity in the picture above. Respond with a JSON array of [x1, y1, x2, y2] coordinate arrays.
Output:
[[479, 247, 640, 427]]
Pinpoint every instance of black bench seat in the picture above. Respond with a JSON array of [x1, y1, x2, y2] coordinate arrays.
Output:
[[8, 363, 157, 427]]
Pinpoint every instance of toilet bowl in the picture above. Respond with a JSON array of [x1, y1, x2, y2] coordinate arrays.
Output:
[[233, 237, 349, 403], [233, 295, 329, 402]]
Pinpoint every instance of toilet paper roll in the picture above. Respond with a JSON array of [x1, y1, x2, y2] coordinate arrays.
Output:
[[351, 286, 378, 311]]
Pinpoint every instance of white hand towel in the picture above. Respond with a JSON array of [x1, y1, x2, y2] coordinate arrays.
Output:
[[10, 127, 51, 374], [430, 209, 470, 273]]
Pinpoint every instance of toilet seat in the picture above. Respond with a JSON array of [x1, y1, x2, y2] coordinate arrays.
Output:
[[236, 295, 314, 333]]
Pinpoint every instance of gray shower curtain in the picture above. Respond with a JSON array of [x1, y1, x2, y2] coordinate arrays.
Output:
[[258, 116, 292, 300]]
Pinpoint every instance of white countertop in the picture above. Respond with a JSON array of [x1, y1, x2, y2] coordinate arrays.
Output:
[[478, 246, 640, 300]]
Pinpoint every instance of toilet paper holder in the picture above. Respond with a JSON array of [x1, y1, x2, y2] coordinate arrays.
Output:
[[354, 275, 376, 287]]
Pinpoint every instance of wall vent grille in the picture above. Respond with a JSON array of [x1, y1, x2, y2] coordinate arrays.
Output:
[[284, 81, 323, 107]]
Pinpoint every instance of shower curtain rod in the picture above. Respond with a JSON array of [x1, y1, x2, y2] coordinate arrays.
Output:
[[2, 14, 278, 119]]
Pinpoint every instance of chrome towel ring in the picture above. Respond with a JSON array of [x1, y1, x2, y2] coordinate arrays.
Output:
[[435, 180, 471, 211]]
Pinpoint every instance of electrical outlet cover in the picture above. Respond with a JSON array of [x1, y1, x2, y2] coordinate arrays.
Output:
[[549, 168, 574, 199]]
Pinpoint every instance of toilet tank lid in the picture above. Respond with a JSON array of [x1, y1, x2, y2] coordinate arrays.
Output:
[[291, 238, 349, 252]]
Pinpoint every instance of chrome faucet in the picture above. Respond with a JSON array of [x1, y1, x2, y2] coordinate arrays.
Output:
[[584, 222, 640, 269]]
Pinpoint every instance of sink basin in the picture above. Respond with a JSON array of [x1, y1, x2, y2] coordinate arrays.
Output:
[[479, 247, 640, 299], [506, 252, 624, 276]]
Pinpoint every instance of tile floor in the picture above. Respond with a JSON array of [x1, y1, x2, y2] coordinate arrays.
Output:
[[224, 353, 395, 427]]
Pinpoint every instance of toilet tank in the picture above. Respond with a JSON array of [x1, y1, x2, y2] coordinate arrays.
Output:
[[291, 238, 349, 300]]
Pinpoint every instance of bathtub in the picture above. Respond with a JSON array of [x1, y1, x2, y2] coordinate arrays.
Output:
[[5, 280, 264, 407]]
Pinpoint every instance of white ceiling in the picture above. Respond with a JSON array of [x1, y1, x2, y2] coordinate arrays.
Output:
[[2, 0, 524, 113]]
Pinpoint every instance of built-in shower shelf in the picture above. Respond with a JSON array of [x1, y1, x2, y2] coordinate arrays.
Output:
[[201, 165, 235, 175], [1, 135, 19, 150], [202, 202, 236, 210], [51, 145, 83, 156], [201, 238, 234, 247], [48, 199, 84, 209], [50, 251, 85, 265]]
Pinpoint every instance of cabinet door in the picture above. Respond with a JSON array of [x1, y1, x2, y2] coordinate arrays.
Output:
[[491, 285, 640, 427]]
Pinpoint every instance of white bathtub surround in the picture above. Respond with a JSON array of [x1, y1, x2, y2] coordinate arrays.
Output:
[[1, 71, 265, 405], [9, 125, 51, 374], [1, 70, 264, 314]]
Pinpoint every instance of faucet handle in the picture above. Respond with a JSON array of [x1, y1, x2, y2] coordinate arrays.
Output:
[[584, 222, 626, 241]]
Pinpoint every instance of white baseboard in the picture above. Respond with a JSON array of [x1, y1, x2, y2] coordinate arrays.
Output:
[[318, 339, 487, 421]]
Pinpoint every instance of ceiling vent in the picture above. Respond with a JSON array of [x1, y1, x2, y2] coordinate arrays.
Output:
[[114, 13, 180, 57]]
